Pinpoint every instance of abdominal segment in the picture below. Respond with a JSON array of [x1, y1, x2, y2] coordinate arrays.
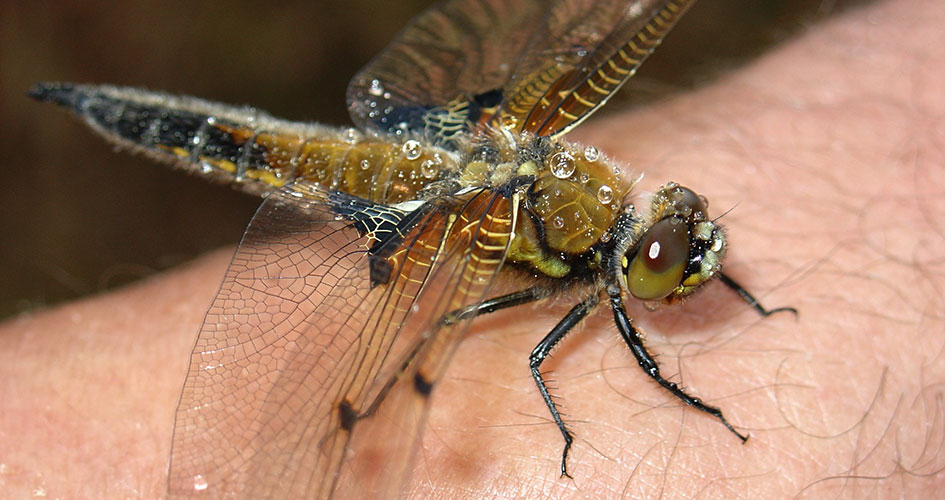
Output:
[[31, 83, 459, 204]]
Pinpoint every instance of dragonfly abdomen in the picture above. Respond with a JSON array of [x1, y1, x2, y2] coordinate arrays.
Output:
[[31, 83, 460, 203], [246, 130, 460, 204]]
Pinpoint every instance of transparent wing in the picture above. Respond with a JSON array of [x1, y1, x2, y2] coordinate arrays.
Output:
[[346, 0, 548, 140], [167, 181, 516, 499], [348, 0, 694, 141], [495, 0, 696, 137]]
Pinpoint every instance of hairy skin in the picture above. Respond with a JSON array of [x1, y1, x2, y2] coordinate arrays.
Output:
[[2, 0, 944, 497]]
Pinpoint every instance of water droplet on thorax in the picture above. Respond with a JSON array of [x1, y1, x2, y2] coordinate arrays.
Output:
[[550, 151, 575, 179], [402, 140, 422, 160], [597, 184, 614, 204], [421, 159, 436, 179]]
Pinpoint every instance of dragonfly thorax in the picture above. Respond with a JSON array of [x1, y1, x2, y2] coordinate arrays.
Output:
[[467, 131, 638, 279]]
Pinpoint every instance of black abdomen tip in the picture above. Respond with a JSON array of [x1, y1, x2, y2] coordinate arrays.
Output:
[[28, 82, 78, 107]]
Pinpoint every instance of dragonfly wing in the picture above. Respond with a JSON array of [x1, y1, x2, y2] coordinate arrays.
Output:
[[347, 0, 548, 141], [167, 181, 516, 499], [496, 0, 695, 137], [332, 186, 518, 498]]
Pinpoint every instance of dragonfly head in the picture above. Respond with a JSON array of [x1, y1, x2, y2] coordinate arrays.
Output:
[[621, 184, 726, 305]]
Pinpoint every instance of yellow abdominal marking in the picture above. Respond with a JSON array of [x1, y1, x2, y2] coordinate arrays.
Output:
[[244, 168, 286, 187]]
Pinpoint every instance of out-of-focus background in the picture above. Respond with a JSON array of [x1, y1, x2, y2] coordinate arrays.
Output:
[[1, 0, 870, 318]]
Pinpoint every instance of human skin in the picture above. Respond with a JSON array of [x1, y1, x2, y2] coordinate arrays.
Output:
[[2, 0, 944, 497]]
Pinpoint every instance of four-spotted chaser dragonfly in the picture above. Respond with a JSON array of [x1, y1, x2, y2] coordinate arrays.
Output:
[[31, 0, 794, 497]]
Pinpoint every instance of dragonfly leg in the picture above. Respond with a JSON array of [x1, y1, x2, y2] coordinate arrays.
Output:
[[608, 291, 750, 443], [357, 287, 551, 420], [719, 272, 797, 318], [441, 287, 549, 325], [529, 294, 600, 478]]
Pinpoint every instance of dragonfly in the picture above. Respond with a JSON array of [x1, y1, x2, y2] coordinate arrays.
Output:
[[31, 0, 795, 497]]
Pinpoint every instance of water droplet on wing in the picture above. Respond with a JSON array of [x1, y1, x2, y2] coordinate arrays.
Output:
[[368, 79, 385, 97]]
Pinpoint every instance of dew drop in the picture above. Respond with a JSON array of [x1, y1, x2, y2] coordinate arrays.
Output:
[[368, 79, 385, 97], [421, 159, 437, 179], [360, 159, 371, 170], [600, 231, 612, 243], [550, 152, 575, 179], [342, 128, 358, 144], [583, 145, 600, 162], [711, 238, 723, 252], [402, 140, 422, 160], [500, 114, 518, 130], [597, 184, 614, 204], [552, 216, 565, 229]]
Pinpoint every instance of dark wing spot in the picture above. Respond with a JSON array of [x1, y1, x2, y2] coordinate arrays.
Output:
[[413, 372, 433, 397], [369, 255, 393, 288], [338, 399, 358, 432]]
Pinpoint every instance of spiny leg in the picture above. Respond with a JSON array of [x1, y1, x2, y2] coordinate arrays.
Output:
[[441, 287, 549, 326], [529, 294, 600, 478], [608, 291, 749, 442], [719, 272, 797, 317], [348, 287, 551, 422]]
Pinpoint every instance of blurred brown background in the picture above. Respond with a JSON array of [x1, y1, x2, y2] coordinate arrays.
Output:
[[1, 0, 869, 318]]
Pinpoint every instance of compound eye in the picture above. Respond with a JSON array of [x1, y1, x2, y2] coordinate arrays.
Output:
[[625, 217, 690, 300], [672, 186, 708, 220]]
